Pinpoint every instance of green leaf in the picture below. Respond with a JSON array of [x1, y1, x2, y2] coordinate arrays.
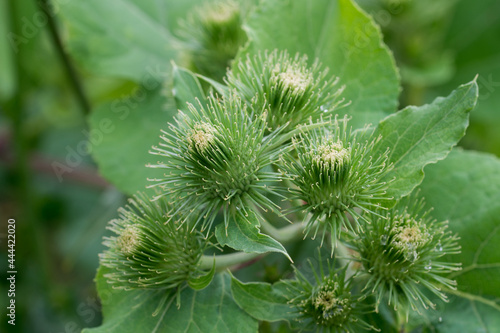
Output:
[[84, 267, 258, 333], [230, 275, 297, 323], [373, 80, 478, 199], [418, 149, 500, 297], [421, 296, 500, 333], [196, 74, 230, 97], [438, 0, 500, 156], [161, 0, 206, 32], [59, 0, 180, 82], [172, 64, 206, 112], [188, 257, 216, 291], [415, 149, 500, 331], [240, 0, 400, 128], [89, 85, 176, 195], [215, 211, 292, 261]]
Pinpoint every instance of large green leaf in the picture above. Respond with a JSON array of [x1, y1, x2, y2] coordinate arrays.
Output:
[[230, 275, 297, 323], [419, 149, 500, 297], [89, 85, 175, 195], [84, 267, 258, 333], [373, 80, 478, 199], [415, 149, 500, 331], [215, 211, 291, 261], [59, 0, 181, 82], [89, 66, 207, 195], [241, 0, 400, 128]]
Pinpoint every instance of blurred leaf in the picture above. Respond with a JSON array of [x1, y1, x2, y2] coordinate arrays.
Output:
[[215, 210, 291, 261], [400, 53, 454, 87], [374, 80, 478, 199], [89, 84, 176, 195], [230, 275, 297, 323], [59, 0, 180, 81], [416, 149, 500, 331], [439, 0, 500, 156], [241, 0, 400, 128], [125, 0, 204, 32], [357, 0, 458, 87], [84, 267, 258, 333]]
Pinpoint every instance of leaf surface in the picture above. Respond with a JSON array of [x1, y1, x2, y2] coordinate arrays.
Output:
[[230, 276, 297, 323], [416, 149, 500, 332], [84, 268, 258, 333], [59, 0, 180, 81], [215, 211, 291, 261], [88, 85, 175, 194], [374, 80, 478, 199]]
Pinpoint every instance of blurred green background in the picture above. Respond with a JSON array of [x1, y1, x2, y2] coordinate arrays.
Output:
[[0, 0, 499, 332]]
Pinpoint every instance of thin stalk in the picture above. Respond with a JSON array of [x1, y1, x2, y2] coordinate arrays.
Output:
[[335, 242, 355, 278], [282, 177, 306, 221], [259, 218, 305, 243], [37, 0, 91, 115], [199, 252, 261, 271]]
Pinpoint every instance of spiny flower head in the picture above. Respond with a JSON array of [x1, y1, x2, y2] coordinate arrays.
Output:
[[100, 193, 207, 291], [116, 225, 141, 256], [226, 49, 345, 131], [279, 116, 393, 250], [313, 142, 351, 169], [177, 0, 247, 81], [187, 122, 217, 152], [148, 93, 286, 234], [351, 197, 461, 314], [285, 260, 376, 332]]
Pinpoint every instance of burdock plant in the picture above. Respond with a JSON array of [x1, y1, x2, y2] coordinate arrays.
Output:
[[350, 197, 461, 315], [177, 0, 248, 81], [148, 93, 287, 234], [100, 192, 211, 309], [226, 50, 346, 131], [279, 116, 393, 249], [86, 2, 481, 328], [285, 258, 376, 332]]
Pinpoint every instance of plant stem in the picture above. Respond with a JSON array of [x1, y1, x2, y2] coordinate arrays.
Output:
[[336, 242, 354, 275], [282, 178, 306, 221], [260, 218, 305, 243], [37, 0, 91, 115], [199, 252, 261, 271]]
